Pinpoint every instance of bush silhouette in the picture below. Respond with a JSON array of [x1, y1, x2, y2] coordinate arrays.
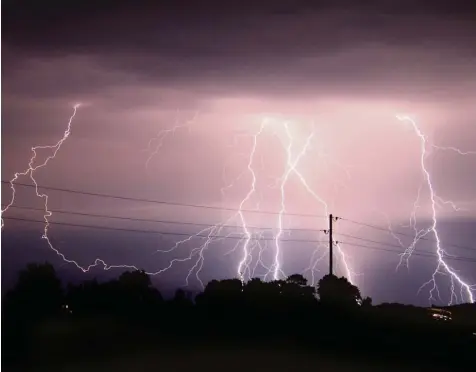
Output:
[[4, 262, 64, 322], [317, 274, 361, 308]]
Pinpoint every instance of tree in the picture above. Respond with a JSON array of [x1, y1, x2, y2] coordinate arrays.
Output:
[[196, 279, 244, 315], [2, 263, 63, 364], [66, 279, 102, 316], [172, 288, 193, 306], [117, 270, 162, 318], [66, 270, 162, 319], [4, 262, 64, 322], [362, 296, 373, 308], [286, 274, 308, 287], [317, 274, 362, 308], [282, 274, 316, 301], [204, 278, 243, 294], [118, 270, 152, 290], [243, 277, 279, 308]]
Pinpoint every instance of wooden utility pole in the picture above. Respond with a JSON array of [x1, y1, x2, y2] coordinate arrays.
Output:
[[329, 214, 333, 276]]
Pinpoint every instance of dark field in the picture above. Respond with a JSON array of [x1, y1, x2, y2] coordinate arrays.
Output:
[[5, 317, 472, 372]]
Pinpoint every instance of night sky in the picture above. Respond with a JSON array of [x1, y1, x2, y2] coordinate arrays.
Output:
[[2, 1, 476, 305]]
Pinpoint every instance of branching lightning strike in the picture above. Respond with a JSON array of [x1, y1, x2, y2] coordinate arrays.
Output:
[[4, 107, 474, 304], [1, 105, 168, 276], [139, 115, 358, 288], [395, 115, 475, 304], [0, 104, 110, 272], [2, 110, 357, 289], [144, 110, 198, 171], [2, 104, 81, 229]]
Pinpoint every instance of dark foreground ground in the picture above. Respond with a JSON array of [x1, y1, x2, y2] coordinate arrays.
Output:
[[28, 348, 433, 372], [6, 340, 443, 372], [4, 317, 473, 372]]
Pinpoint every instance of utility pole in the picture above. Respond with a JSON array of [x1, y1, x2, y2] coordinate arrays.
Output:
[[329, 214, 333, 276]]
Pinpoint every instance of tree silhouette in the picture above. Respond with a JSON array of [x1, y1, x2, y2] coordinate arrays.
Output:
[[244, 277, 267, 292], [118, 269, 161, 316], [362, 296, 373, 308], [266, 274, 316, 313], [118, 269, 152, 289], [65, 270, 162, 320], [243, 277, 278, 310], [4, 262, 64, 322], [66, 279, 103, 316], [242, 278, 265, 302], [197, 278, 243, 309], [317, 274, 361, 308], [2, 262, 65, 365], [172, 288, 193, 307], [286, 273, 308, 287]]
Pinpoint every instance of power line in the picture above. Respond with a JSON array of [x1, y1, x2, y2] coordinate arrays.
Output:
[[336, 233, 413, 249], [337, 217, 476, 252], [4, 216, 476, 264], [1, 181, 326, 219], [1, 216, 327, 244], [338, 242, 476, 264], [335, 232, 476, 253], [5, 182, 474, 250], [337, 233, 476, 260], [2, 205, 325, 234]]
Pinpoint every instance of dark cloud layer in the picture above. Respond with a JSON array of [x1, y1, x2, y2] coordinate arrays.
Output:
[[3, 0, 476, 100]]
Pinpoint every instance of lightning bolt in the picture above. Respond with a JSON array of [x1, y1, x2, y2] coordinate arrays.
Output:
[[4, 108, 359, 291], [0, 104, 115, 272], [277, 122, 355, 285], [235, 118, 356, 284], [273, 122, 315, 280], [431, 145, 476, 156], [2, 104, 81, 229], [396, 115, 475, 304], [236, 120, 267, 282], [1, 104, 164, 276], [143, 115, 357, 288], [5, 108, 474, 306], [143, 119, 269, 287], [144, 110, 198, 171]]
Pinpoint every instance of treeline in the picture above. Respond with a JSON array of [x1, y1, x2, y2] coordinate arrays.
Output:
[[2, 263, 475, 369], [2, 263, 368, 333]]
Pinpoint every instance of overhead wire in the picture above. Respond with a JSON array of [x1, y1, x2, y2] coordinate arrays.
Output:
[[1, 181, 326, 218]]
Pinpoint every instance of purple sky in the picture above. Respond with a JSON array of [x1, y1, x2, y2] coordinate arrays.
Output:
[[2, 1, 476, 305]]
